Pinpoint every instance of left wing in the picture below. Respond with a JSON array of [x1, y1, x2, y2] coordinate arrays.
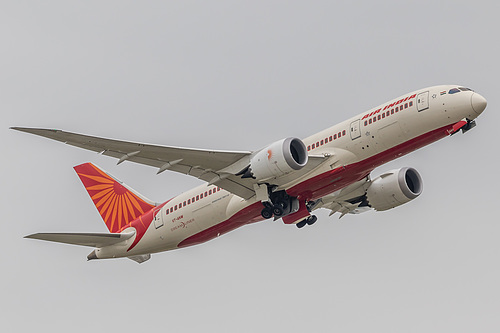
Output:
[[11, 127, 257, 199], [12, 127, 330, 200]]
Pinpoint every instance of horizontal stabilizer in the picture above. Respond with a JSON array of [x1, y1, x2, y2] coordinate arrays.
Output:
[[25, 232, 134, 248], [128, 254, 151, 264]]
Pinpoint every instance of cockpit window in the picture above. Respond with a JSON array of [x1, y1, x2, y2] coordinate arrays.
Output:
[[458, 87, 473, 92], [448, 88, 461, 94]]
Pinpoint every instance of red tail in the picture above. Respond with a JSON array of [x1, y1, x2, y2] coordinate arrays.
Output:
[[74, 163, 155, 233]]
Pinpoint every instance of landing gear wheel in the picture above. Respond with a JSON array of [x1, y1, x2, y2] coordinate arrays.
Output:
[[261, 207, 273, 219], [306, 215, 318, 225], [276, 199, 288, 210], [273, 205, 284, 217], [296, 220, 307, 228]]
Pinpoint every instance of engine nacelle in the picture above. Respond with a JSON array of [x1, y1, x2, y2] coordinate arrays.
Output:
[[240, 137, 308, 181], [366, 167, 423, 211]]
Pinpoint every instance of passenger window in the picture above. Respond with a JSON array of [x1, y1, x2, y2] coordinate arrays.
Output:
[[364, 121, 368, 126], [368, 119, 372, 124], [329, 136, 333, 141], [320, 140, 324, 145], [405, 103, 408, 108], [342, 130, 346, 135], [409, 101, 413, 107]]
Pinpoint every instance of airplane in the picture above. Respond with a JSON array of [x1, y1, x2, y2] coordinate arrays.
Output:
[[12, 85, 487, 263]]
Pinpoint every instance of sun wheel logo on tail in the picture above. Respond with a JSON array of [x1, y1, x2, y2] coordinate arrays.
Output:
[[74, 163, 155, 233]]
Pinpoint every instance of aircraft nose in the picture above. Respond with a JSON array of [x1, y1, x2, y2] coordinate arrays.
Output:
[[471, 92, 487, 115]]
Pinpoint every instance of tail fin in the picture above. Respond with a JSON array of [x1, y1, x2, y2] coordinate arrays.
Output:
[[74, 163, 156, 233]]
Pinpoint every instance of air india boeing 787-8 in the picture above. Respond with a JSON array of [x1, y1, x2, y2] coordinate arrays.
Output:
[[12, 85, 487, 263]]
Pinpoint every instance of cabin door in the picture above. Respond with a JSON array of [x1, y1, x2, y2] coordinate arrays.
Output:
[[153, 210, 163, 229], [350, 120, 361, 140], [417, 91, 429, 111]]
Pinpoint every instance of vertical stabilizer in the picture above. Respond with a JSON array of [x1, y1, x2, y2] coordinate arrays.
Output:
[[74, 163, 155, 233]]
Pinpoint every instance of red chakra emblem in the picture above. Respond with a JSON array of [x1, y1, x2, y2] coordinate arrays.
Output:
[[267, 149, 272, 160]]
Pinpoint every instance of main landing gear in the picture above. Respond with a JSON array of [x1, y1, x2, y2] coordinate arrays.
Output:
[[259, 188, 318, 228], [260, 190, 295, 219], [296, 215, 317, 228]]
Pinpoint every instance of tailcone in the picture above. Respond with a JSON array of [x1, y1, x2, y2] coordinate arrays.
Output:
[[87, 250, 98, 261]]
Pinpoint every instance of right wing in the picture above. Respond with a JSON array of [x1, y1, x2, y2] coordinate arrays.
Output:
[[313, 177, 372, 218]]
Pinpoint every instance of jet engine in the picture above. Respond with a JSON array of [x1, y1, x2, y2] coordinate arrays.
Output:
[[366, 167, 423, 211], [238, 137, 308, 181]]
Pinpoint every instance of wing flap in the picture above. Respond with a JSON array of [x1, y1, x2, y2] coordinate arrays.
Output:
[[25, 232, 135, 248]]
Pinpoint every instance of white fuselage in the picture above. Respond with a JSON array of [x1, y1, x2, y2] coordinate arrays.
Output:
[[95, 85, 485, 259]]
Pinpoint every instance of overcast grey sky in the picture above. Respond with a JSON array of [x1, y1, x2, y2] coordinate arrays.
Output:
[[2, 1, 500, 332]]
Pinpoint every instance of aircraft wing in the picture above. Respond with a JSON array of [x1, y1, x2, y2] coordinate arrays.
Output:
[[10, 127, 256, 198], [12, 127, 328, 200], [314, 177, 372, 218]]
